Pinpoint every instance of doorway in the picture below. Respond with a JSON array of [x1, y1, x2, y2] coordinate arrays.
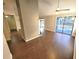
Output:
[[56, 16, 75, 35], [5, 15, 17, 31], [39, 19, 45, 34]]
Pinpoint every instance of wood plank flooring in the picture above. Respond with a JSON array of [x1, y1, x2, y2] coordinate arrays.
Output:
[[7, 31, 74, 59]]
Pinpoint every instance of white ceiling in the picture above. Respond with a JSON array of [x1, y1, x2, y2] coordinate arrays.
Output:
[[3, 0, 18, 16], [3, 0, 76, 17], [3, 0, 14, 15], [39, 0, 76, 16]]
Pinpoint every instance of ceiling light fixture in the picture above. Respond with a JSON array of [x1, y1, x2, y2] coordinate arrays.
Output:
[[56, 0, 70, 12], [5, 15, 8, 18]]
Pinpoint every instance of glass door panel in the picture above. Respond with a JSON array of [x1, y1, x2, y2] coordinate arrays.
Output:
[[56, 25, 63, 32], [56, 17, 63, 33], [63, 16, 75, 34], [63, 25, 73, 34]]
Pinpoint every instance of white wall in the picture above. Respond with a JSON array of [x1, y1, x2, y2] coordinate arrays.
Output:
[[45, 15, 56, 32], [13, 0, 21, 31], [3, 35, 12, 59], [19, 0, 39, 41], [3, 16, 11, 40], [14, 15, 21, 31]]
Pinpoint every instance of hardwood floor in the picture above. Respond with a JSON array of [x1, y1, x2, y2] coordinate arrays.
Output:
[[7, 31, 74, 59]]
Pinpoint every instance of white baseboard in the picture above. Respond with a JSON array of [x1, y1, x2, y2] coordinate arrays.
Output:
[[25, 35, 41, 42], [45, 29, 55, 32]]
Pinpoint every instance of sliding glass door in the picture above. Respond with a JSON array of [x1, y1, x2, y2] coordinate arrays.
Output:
[[56, 16, 75, 35]]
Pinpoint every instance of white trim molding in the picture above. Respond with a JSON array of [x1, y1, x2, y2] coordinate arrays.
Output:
[[25, 35, 41, 42]]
